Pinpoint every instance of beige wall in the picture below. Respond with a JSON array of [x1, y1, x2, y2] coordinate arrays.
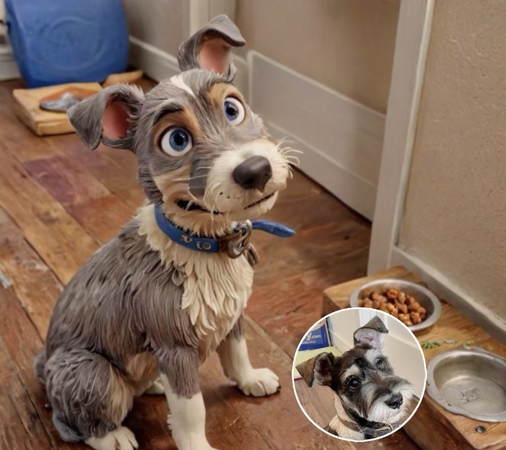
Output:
[[236, 0, 400, 113], [399, 0, 506, 320], [122, 0, 185, 55]]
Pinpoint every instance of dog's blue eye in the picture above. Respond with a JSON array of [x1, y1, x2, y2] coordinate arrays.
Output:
[[160, 127, 193, 157], [223, 97, 245, 125]]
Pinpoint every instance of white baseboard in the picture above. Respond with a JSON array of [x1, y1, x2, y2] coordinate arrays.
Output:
[[129, 36, 180, 82], [248, 51, 385, 220], [392, 247, 506, 344], [0, 42, 20, 81]]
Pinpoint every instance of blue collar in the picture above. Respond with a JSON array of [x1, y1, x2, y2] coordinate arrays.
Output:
[[154, 202, 295, 261]]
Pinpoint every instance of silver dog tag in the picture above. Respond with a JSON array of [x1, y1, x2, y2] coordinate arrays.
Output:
[[245, 244, 259, 267]]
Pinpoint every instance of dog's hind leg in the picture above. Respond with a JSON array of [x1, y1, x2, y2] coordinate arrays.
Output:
[[44, 348, 138, 450], [217, 317, 280, 397]]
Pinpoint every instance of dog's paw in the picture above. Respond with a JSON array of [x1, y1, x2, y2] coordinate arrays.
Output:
[[143, 378, 165, 395], [167, 416, 218, 450], [85, 426, 139, 450], [237, 368, 280, 397]]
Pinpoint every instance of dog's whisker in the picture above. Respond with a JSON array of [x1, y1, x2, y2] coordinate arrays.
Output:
[[285, 156, 301, 167]]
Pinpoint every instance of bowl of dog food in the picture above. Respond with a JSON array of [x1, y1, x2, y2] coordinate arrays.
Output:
[[349, 279, 441, 332]]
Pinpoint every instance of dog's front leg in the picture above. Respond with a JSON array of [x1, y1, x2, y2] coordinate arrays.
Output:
[[158, 348, 217, 450], [217, 317, 280, 397]]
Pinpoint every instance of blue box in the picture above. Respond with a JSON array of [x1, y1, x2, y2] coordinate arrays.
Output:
[[6, 0, 129, 87], [299, 322, 330, 351]]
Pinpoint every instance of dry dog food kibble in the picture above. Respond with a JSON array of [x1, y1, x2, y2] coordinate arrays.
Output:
[[357, 288, 427, 326]]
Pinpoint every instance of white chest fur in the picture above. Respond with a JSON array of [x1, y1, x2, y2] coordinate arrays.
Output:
[[137, 205, 254, 358]]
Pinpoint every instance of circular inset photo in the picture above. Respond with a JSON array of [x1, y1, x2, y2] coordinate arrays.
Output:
[[292, 308, 426, 441]]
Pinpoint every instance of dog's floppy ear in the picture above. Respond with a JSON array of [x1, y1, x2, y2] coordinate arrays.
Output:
[[68, 84, 145, 151], [353, 316, 389, 350], [177, 15, 245, 80], [296, 352, 335, 387]]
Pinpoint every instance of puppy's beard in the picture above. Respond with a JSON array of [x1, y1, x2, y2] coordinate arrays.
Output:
[[365, 383, 415, 424]]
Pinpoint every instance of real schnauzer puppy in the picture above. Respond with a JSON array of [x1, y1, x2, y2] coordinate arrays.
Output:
[[297, 316, 415, 440]]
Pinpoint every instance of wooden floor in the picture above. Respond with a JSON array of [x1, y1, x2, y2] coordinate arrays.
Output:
[[0, 78, 374, 450]]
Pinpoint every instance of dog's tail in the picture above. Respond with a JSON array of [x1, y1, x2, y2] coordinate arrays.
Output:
[[34, 349, 46, 385]]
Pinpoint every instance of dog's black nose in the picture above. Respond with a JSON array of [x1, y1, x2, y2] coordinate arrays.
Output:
[[233, 156, 272, 191], [386, 394, 403, 409]]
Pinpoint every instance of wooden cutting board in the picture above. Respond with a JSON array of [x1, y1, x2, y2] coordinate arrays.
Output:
[[322, 266, 506, 450], [13, 82, 102, 136]]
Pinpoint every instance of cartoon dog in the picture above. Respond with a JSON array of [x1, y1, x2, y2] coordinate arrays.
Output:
[[34, 15, 295, 450], [297, 317, 415, 440]]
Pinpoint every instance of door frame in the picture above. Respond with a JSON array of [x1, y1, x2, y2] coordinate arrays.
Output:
[[368, 0, 435, 274]]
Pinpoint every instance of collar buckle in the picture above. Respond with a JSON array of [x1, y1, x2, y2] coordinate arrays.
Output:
[[371, 424, 394, 438], [223, 220, 253, 259]]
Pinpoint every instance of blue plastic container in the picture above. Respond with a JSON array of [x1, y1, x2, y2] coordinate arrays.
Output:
[[5, 0, 129, 87]]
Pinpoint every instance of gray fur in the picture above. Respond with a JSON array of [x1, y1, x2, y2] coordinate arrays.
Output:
[[38, 15, 286, 447], [177, 14, 245, 80], [38, 220, 202, 439], [135, 70, 265, 203], [68, 84, 145, 151]]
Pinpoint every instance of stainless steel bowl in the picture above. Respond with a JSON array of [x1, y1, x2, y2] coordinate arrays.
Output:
[[427, 348, 506, 422], [349, 278, 441, 332]]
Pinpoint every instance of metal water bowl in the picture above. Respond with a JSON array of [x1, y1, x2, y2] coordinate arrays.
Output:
[[427, 348, 506, 422]]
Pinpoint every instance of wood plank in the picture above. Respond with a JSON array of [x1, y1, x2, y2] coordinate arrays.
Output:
[[0, 111, 59, 162], [66, 195, 134, 243], [0, 286, 77, 450], [21, 155, 134, 243], [0, 207, 62, 338], [252, 218, 370, 287], [0, 150, 98, 284], [13, 83, 102, 136], [23, 155, 109, 208], [49, 134, 140, 200], [0, 342, 54, 450], [248, 251, 368, 356], [294, 379, 337, 430]]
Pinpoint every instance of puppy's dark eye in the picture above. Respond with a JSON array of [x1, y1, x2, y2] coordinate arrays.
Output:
[[347, 377, 361, 389], [223, 97, 245, 125], [376, 358, 387, 371], [160, 127, 193, 157]]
